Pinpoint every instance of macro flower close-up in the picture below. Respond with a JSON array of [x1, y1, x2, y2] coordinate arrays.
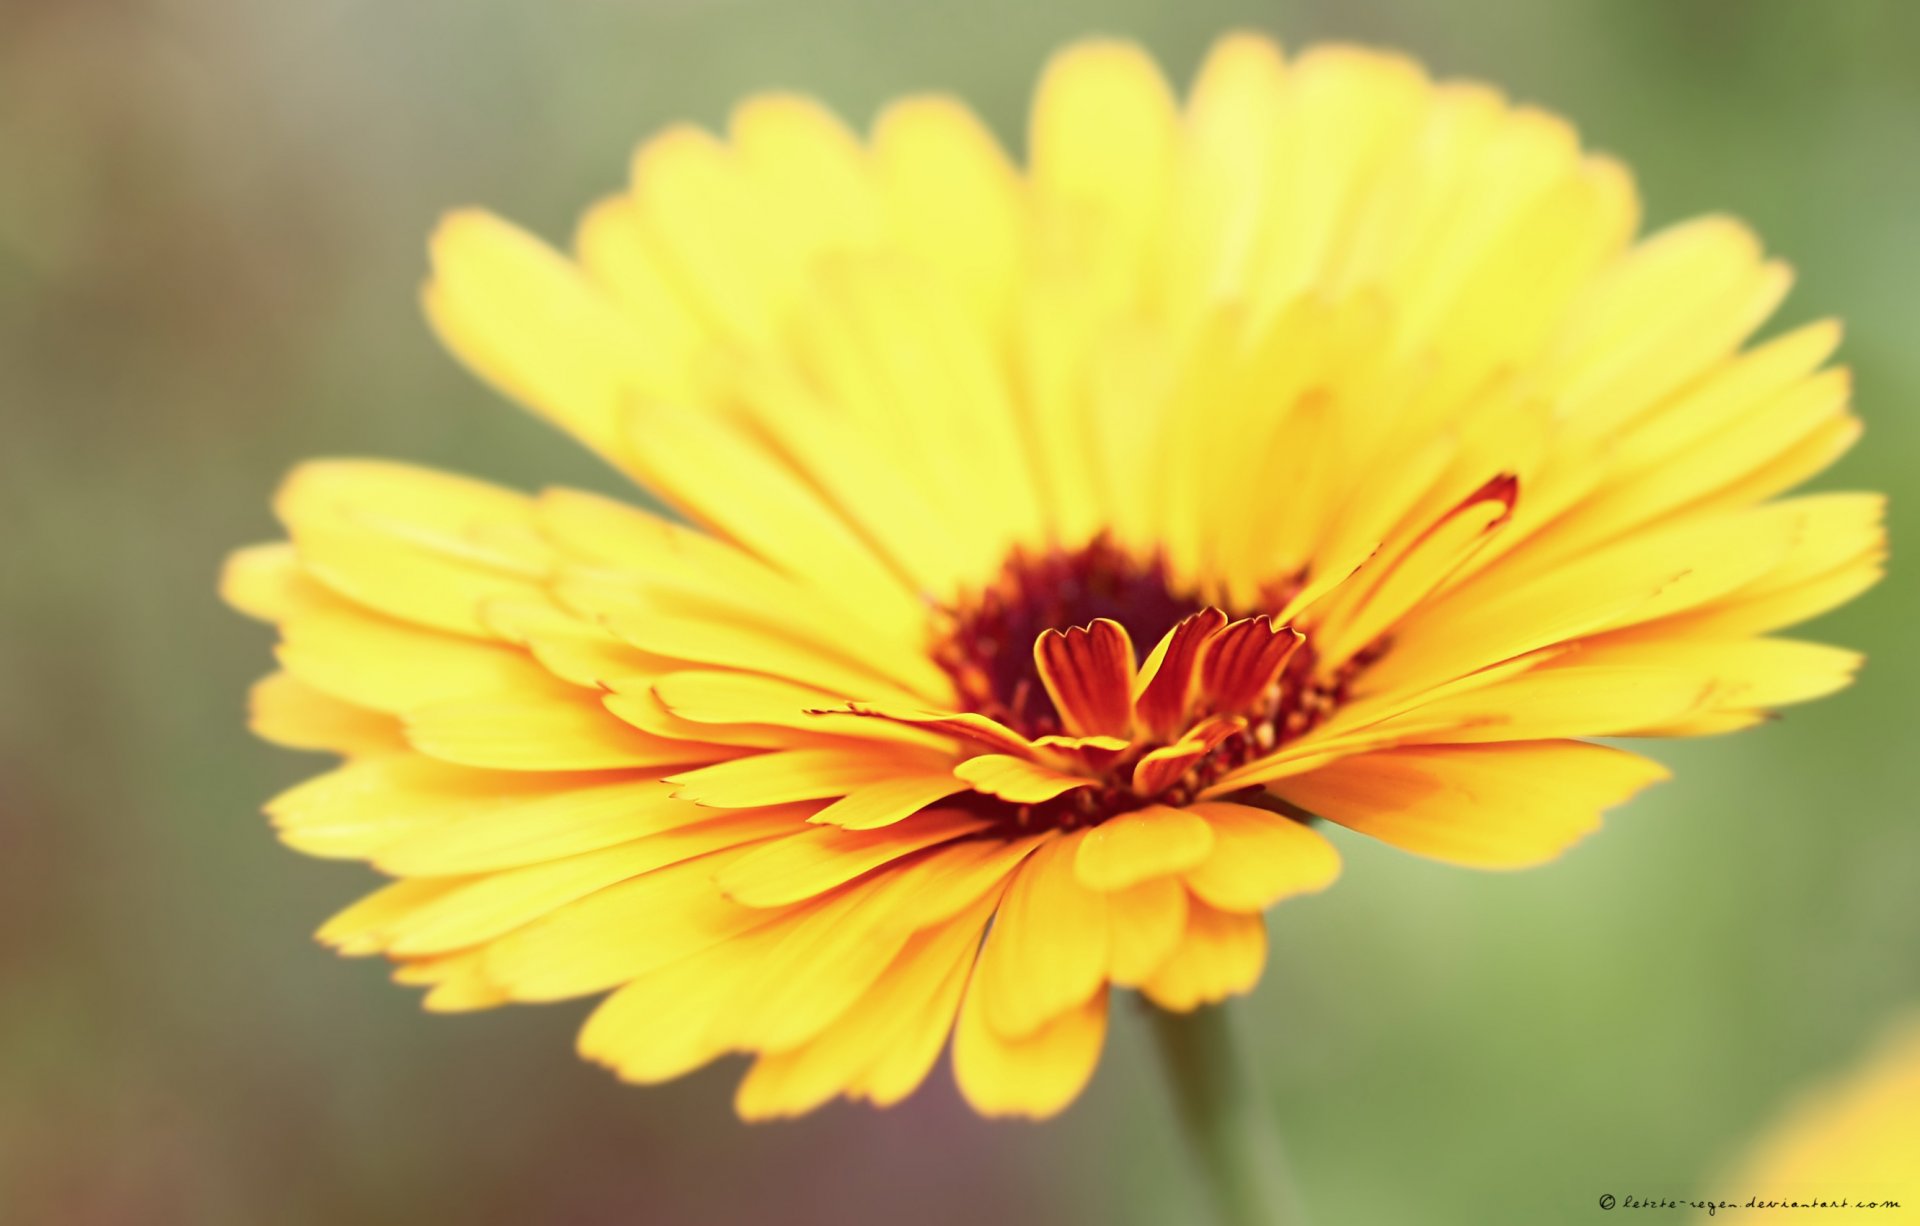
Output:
[[9, 5, 1916, 1224], [223, 31, 1880, 1124]]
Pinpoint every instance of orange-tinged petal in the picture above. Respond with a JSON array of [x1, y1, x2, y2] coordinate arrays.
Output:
[[812, 702, 1042, 759], [1134, 608, 1229, 739], [1313, 473, 1518, 667], [1275, 740, 1669, 869], [807, 772, 970, 829], [1197, 616, 1304, 715], [859, 835, 1049, 937], [1034, 618, 1137, 738], [1140, 899, 1268, 1011], [1130, 714, 1245, 798], [1183, 801, 1342, 911], [954, 979, 1108, 1120], [649, 670, 948, 749], [1073, 804, 1216, 892], [953, 753, 1094, 804], [1106, 876, 1188, 987]]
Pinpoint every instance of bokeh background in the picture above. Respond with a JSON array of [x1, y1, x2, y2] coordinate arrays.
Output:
[[4, 1, 1916, 1222]]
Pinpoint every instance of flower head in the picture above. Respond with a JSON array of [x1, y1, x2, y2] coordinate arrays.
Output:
[[224, 34, 1884, 1119], [1705, 1017, 1920, 1221]]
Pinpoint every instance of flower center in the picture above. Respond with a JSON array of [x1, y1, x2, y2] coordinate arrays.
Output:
[[927, 537, 1378, 830]]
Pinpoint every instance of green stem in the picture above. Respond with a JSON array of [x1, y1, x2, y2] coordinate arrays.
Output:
[[1146, 1001, 1306, 1226]]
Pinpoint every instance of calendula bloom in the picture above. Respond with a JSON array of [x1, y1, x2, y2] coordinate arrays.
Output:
[[223, 33, 1883, 1120], [1701, 1018, 1920, 1221]]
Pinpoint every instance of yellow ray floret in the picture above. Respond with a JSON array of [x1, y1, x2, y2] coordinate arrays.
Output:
[[225, 31, 1882, 1120]]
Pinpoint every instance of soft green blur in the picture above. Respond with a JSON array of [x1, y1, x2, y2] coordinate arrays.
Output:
[[3, 2, 1915, 1223]]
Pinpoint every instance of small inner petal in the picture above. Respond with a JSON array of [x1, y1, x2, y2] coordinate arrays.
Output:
[[929, 536, 1380, 830]]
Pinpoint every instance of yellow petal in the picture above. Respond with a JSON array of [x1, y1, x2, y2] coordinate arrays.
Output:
[[1073, 804, 1216, 891], [1358, 663, 1715, 746], [481, 847, 779, 1001], [379, 810, 799, 957], [627, 123, 780, 348], [1560, 635, 1865, 721], [1276, 741, 1669, 869], [1106, 876, 1188, 987], [953, 980, 1107, 1120], [719, 876, 921, 1054], [275, 460, 546, 639], [1140, 899, 1268, 1011], [1161, 32, 1288, 325], [649, 669, 948, 750], [1710, 1016, 1920, 1219], [268, 754, 637, 864], [618, 402, 924, 634], [735, 895, 991, 1119], [276, 596, 566, 714], [425, 209, 667, 468], [219, 542, 312, 622], [715, 809, 990, 909], [248, 671, 404, 757], [1183, 801, 1342, 911], [953, 753, 1093, 804], [1030, 38, 1176, 303], [576, 919, 789, 1085], [974, 833, 1108, 1038], [393, 949, 510, 1013], [405, 690, 730, 772], [667, 746, 937, 808], [318, 877, 470, 957], [372, 779, 726, 877], [807, 772, 969, 830], [729, 92, 880, 273], [872, 94, 1022, 333]]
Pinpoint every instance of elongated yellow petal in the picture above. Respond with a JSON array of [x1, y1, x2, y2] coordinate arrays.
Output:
[[1277, 741, 1670, 869], [380, 810, 798, 957], [715, 810, 990, 909], [807, 772, 969, 830], [974, 834, 1108, 1038], [736, 895, 992, 1119], [482, 847, 780, 1001], [249, 672, 403, 757], [667, 746, 938, 807], [406, 691, 731, 772]]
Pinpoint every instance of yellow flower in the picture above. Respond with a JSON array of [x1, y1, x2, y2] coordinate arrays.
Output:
[[223, 33, 1883, 1120], [1701, 1017, 1920, 1221]]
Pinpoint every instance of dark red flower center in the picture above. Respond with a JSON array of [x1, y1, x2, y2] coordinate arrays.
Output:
[[928, 537, 1380, 830]]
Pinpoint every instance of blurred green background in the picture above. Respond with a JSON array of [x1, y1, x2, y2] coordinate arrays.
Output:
[[3, 1, 1915, 1222]]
